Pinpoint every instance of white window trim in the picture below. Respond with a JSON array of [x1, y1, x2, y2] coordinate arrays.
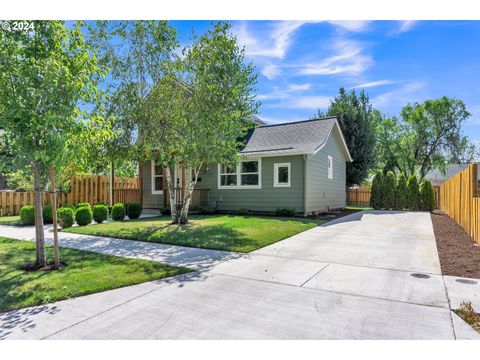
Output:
[[328, 155, 333, 180], [151, 161, 164, 194], [218, 158, 262, 189], [274, 162, 291, 187]]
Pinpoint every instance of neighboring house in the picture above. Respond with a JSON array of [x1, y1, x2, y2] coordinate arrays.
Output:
[[141, 116, 352, 215], [425, 164, 470, 186]]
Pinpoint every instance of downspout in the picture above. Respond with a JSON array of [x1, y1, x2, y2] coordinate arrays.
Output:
[[303, 154, 308, 217]]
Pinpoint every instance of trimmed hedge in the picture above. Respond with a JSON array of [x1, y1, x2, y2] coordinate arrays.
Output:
[[111, 203, 126, 221], [159, 207, 171, 216], [274, 208, 296, 217], [20, 205, 35, 225], [395, 173, 408, 210], [370, 171, 384, 210], [383, 171, 397, 210], [420, 179, 436, 211], [407, 175, 420, 210], [76, 202, 91, 210], [75, 206, 93, 226], [58, 207, 75, 228], [126, 202, 142, 220], [93, 204, 108, 224], [42, 204, 53, 224]]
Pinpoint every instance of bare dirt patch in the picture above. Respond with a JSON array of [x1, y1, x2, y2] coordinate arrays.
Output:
[[431, 210, 480, 279]]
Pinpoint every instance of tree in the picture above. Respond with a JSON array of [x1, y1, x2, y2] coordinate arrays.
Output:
[[383, 171, 397, 210], [370, 171, 384, 210], [395, 173, 408, 210], [420, 179, 436, 211], [0, 21, 107, 267], [140, 22, 259, 224], [314, 88, 377, 186], [374, 97, 477, 179], [407, 175, 420, 210]]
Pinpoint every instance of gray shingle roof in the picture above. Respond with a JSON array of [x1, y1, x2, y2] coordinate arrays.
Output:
[[240, 117, 339, 156], [425, 164, 470, 186]]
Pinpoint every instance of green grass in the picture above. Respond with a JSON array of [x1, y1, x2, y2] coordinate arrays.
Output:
[[0, 216, 22, 226], [345, 205, 374, 211], [64, 215, 325, 253], [0, 237, 191, 313]]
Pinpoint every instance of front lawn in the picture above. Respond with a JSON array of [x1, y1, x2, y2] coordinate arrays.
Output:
[[345, 205, 374, 211], [64, 215, 325, 252], [0, 216, 22, 226], [0, 237, 190, 313]]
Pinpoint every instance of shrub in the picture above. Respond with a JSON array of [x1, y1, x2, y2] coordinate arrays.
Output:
[[76, 202, 91, 210], [370, 171, 384, 210], [198, 207, 216, 215], [111, 203, 126, 221], [383, 171, 397, 210], [420, 179, 436, 211], [274, 208, 296, 217], [20, 205, 35, 225], [126, 202, 143, 219], [159, 207, 171, 216], [238, 208, 253, 216], [92, 204, 108, 224], [57, 207, 75, 228], [395, 173, 408, 210], [61, 203, 76, 211], [42, 204, 53, 224], [407, 175, 420, 210], [75, 206, 93, 226]]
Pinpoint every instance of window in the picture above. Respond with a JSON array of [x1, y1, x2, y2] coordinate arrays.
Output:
[[151, 162, 164, 194], [274, 163, 291, 187], [218, 159, 261, 189], [328, 155, 333, 179]]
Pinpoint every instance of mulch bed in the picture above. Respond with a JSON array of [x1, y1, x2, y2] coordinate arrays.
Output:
[[431, 209, 480, 279], [312, 208, 361, 221]]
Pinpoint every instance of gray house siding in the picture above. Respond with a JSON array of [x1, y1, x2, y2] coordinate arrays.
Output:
[[142, 160, 163, 208], [198, 155, 305, 213], [305, 125, 348, 213]]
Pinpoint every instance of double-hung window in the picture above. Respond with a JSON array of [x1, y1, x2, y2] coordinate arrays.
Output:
[[151, 162, 164, 194], [218, 159, 261, 189]]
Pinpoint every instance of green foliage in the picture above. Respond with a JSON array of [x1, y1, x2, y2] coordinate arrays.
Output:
[[76, 202, 91, 210], [395, 173, 408, 210], [42, 204, 53, 224], [316, 88, 377, 186], [111, 203, 126, 221], [420, 179, 436, 212], [370, 171, 384, 210], [159, 207, 171, 216], [383, 171, 397, 210], [75, 207, 93, 226], [126, 202, 143, 220], [19, 206, 35, 226], [57, 207, 75, 228], [407, 175, 420, 210], [198, 207, 216, 215], [274, 208, 296, 217], [61, 204, 76, 211], [238, 208, 253, 216], [4, 170, 33, 191], [374, 97, 477, 179], [92, 204, 108, 224]]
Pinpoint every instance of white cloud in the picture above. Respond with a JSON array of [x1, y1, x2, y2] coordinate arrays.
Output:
[[354, 80, 396, 88], [261, 63, 281, 79], [328, 21, 370, 32], [371, 81, 426, 107], [284, 95, 331, 109], [296, 39, 372, 76], [236, 21, 312, 59], [258, 83, 312, 101], [467, 105, 480, 125], [396, 21, 417, 33]]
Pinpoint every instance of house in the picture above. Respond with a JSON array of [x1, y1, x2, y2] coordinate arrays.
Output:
[[141, 116, 352, 215], [424, 164, 470, 186]]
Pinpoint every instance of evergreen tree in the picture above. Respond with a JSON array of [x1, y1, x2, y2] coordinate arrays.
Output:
[[420, 179, 436, 211], [383, 171, 397, 210], [407, 175, 420, 210], [370, 171, 384, 210], [395, 173, 408, 210]]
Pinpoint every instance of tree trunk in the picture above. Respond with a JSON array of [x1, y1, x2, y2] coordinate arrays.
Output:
[[110, 161, 115, 207], [50, 166, 60, 269], [164, 166, 178, 223], [179, 166, 201, 224], [33, 161, 46, 267]]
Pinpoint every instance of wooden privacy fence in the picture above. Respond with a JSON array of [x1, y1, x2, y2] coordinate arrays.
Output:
[[168, 187, 209, 210], [0, 175, 140, 216], [346, 187, 371, 207], [438, 163, 479, 243]]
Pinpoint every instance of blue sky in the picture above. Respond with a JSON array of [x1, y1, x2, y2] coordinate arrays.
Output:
[[172, 20, 480, 149]]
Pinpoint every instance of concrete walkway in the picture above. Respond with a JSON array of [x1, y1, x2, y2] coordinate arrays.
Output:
[[1, 211, 479, 339]]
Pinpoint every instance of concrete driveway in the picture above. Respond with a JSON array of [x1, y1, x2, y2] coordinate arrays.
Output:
[[1, 211, 479, 340]]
